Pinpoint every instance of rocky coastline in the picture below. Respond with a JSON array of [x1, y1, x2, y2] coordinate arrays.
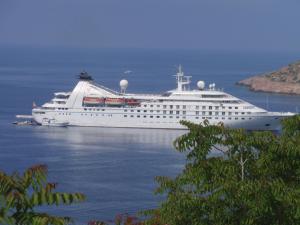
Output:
[[237, 61, 300, 95]]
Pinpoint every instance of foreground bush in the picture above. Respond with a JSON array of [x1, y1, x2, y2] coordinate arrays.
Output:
[[145, 117, 300, 225], [0, 164, 85, 225]]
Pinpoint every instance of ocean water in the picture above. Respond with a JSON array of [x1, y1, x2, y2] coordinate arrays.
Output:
[[1, 47, 300, 224]]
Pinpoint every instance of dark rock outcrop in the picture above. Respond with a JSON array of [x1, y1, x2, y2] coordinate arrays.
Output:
[[237, 61, 300, 95]]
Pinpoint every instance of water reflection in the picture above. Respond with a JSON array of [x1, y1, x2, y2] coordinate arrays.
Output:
[[32, 126, 186, 152]]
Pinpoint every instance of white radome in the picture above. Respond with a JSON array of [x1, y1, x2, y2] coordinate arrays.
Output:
[[197, 80, 205, 90], [120, 79, 128, 90]]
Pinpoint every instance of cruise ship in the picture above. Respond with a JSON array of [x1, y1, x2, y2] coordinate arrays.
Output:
[[32, 67, 294, 130]]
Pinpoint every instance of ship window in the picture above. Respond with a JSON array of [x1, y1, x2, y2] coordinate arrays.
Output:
[[229, 112, 232, 115], [124, 109, 127, 112], [157, 105, 160, 108], [144, 115, 147, 118], [209, 112, 212, 115], [196, 106, 199, 110], [195, 117, 199, 119], [182, 116, 186, 119], [196, 111, 199, 115], [222, 117, 225, 120], [249, 117, 252, 120], [170, 105, 173, 109], [124, 115, 127, 117], [102, 109, 105, 111], [183, 105, 186, 109], [247, 112, 251, 114], [170, 111, 173, 114], [228, 117, 232, 120], [176, 105, 180, 109], [131, 110, 134, 112], [84, 108, 87, 111], [235, 107, 238, 109], [150, 110, 153, 113], [215, 117, 218, 119], [97, 109, 100, 111], [241, 112, 245, 114], [209, 106, 212, 110], [229, 107, 232, 109], [144, 110, 147, 112], [242, 118, 245, 120], [130, 115, 134, 117], [202, 106, 206, 110], [150, 116, 153, 118], [202, 117, 205, 119], [202, 111, 206, 115], [163, 110, 167, 114], [183, 111, 186, 115], [157, 110, 160, 113], [169, 116, 173, 118], [144, 105, 147, 107], [137, 110, 140, 112], [235, 112, 238, 115], [176, 111, 180, 115], [163, 105, 167, 109], [215, 106, 219, 110], [137, 115, 140, 118], [215, 112, 219, 115], [156, 116, 160, 118], [150, 105, 153, 107], [222, 112, 225, 115], [163, 116, 166, 118], [235, 117, 238, 120]]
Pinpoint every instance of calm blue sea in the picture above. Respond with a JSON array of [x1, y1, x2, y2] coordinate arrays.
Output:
[[1, 47, 300, 224]]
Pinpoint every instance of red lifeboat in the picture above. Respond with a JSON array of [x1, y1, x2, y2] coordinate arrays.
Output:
[[105, 98, 126, 106], [83, 97, 105, 105], [126, 98, 140, 106]]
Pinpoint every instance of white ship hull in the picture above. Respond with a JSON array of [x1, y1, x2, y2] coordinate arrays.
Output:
[[32, 108, 290, 131], [32, 70, 295, 130]]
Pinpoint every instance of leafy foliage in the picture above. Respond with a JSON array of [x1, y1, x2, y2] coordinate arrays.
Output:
[[0, 164, 85, 225], [88, 214, 143, 225], [146, 117, 300, 225]]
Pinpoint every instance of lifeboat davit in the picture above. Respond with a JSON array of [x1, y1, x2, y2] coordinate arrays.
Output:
[[105, 98, 126, 106], [126, 98, 140, 106], [83, 97, 105, 105]]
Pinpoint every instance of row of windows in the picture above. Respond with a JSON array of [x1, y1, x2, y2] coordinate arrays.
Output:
[[124, 109, 251, 115], [143, 105, 241, 110], [60, 111, 251, 116], [123, 115, 253, 120], [80, 105, 243, 110], [57, 112, 252, 121]]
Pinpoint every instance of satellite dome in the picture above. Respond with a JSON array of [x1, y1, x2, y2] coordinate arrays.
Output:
[[120, 79, 128, 93], [197, 80, 205, 90]]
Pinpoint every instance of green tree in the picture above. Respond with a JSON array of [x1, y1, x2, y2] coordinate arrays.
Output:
[[147, 117, 300, 225], [0, 164, 85, 225]]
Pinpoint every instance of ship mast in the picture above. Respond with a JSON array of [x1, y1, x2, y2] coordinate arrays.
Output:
[[175, 65, 191, 91]]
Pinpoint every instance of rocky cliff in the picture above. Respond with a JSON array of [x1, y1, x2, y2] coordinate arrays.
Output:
[[237, 61, 300, 95]]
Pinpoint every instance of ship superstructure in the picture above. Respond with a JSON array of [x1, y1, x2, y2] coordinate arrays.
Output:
[[32, 68, 294, 130]]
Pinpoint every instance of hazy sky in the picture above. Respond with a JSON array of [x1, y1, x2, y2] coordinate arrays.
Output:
[[0, 0, 300, 51]]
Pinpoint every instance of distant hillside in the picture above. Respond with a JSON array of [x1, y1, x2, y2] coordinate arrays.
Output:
[[237, 61, 300, 95]]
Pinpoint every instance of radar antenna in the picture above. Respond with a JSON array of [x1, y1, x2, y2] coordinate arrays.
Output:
[[174, 65, 191, 91]]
